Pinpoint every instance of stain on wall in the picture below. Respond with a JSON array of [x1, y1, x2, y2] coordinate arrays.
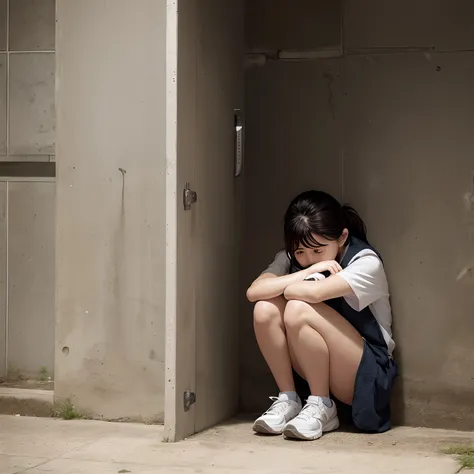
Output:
[[55, 0, 166, 422]]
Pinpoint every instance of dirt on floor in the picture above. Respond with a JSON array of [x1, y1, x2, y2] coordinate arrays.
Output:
[[2, 415, 474, 473]]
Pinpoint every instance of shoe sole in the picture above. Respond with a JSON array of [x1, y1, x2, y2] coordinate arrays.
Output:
[[283, 417, 340, 441], [252, 419, 285, 435]]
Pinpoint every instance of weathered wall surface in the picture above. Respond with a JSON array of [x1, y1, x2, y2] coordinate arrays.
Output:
[[0, 0, 56, 381], [55, 0, 166, 422], [242, 0, 474, 429]]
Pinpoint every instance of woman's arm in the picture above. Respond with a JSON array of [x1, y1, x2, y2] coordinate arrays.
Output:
[[284, 274, 354, 304], [246, 269, 313, 302], [284, 253, 388, 306]]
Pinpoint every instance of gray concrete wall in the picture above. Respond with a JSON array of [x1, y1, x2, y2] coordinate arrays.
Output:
[[0, 0, 56, 380], [55, 0, 166, 422], [241, 0, 474, 430], [7, 180, 55, 380], [0, 0, 56, 161]]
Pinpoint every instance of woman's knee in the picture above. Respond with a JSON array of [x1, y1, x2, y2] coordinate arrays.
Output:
[[283, 300, 311, 331], [253, 299, 284, 326], [284, 300, 328, 331]]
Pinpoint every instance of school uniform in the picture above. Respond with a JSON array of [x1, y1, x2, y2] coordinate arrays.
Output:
[[264, 236, 398, 433]]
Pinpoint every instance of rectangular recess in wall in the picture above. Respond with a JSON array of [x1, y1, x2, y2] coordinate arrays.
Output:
[[0, 162, 55, 177], [9, 53, 55, 155]]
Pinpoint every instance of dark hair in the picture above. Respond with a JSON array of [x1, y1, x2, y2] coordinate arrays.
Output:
[[283, 190, 368, 256]]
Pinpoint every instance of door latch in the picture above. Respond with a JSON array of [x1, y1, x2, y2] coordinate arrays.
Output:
[[183, 390, 196, 411], [183, 183, 197, 210]]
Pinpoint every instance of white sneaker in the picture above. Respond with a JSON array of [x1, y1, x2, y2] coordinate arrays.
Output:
[[252, 394, 302, 435], [284, 396, 339, 440]]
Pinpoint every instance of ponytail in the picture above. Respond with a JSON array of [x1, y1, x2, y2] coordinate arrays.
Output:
[[342, 205, 368, 243]]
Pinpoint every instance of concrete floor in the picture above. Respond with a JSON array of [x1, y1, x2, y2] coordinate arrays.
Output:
[[1, 415, 474, 473]]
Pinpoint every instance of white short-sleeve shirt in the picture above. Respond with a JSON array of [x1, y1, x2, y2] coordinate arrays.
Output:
[[263, 249, 395, 354]]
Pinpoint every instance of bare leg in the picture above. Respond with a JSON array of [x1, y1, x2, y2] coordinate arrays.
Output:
[[284, 300, 364, 404], [288, 322, 330, 398], [253, 296, 303, 392]]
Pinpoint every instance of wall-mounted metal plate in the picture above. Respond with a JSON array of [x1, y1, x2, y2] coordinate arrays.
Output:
[[183, 183, 197, 210], [234, 109, 244, 177]]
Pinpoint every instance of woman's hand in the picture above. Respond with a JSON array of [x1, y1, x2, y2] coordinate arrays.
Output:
[[247, 261, 342, 303], [306, 260, 342, 276]]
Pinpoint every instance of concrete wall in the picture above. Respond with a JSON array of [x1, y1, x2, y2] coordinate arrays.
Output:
[[0, 0, 56, 380], [7, 180, 55, 380], [55, 0, 166, 422], [241, 0, 474, 430], [0, 0, 56, 161]]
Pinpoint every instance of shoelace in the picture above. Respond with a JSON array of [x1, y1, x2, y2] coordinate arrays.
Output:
[[297, 399, 325, 422], [264, 396, 292, 415]]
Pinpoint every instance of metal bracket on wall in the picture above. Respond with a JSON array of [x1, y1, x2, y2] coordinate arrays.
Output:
[[183, 183, 197, 210], [183, 390, 196, 412]]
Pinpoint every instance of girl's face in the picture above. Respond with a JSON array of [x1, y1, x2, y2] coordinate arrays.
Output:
[[293, 229, 348, 269]]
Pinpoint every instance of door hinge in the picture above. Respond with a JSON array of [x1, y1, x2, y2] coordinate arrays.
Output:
[[183, 390, 196, 412], [183, 183, 197, 210]]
